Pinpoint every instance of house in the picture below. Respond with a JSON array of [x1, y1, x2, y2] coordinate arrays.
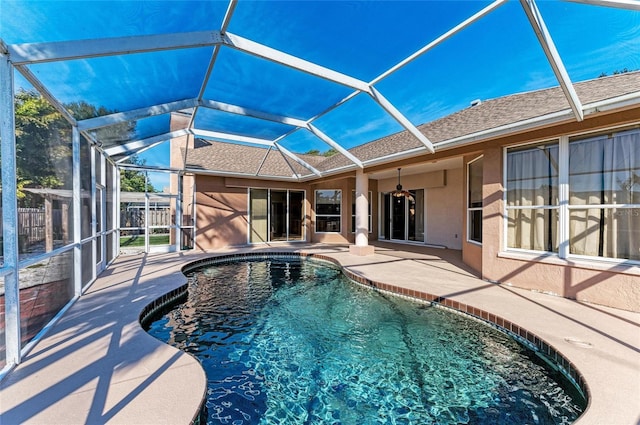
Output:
[[171, 71, 640, 312]]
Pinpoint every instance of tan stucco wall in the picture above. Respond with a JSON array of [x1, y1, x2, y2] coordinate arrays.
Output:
[[426, 168, 463, 249], [377, 169, 462, 248], [480, 144, 640, 311], [462, 154, 483, 274], [309, 177, 368, 244], [194, 176, 313, 250], [195, 176, 249, 250]]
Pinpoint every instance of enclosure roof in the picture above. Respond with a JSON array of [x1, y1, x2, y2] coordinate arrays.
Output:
[[185, 71, 640, 179], [2, 0, 640, 181]]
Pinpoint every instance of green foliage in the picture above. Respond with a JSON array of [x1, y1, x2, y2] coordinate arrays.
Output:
[[12, 90, 138, 205], [322, 148, 338, 157], [14, 90, 71, 205], [119, 156, 156, 192], [304, 147, 338, 157], [598, 68, 634, 78]]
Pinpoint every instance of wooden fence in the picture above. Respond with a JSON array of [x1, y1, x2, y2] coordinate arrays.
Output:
[[0, 208, 66, 245], [120, 208, 172, 228]]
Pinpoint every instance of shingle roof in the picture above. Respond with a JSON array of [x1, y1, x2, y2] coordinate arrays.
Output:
[[185, 140, 293, 177], [186, 71, 640, 177]]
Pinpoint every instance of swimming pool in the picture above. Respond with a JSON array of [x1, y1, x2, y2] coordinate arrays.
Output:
[[145, 257, 586, 424]]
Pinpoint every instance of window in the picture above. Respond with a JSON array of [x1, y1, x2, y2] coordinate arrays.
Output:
[[351, 190, 372, 233], [505, 127, 640, 261], [568, 129, 639, 260], [506, 141, 559, 252], [467, 156, 483, 244], [315, 190, 341, 233]]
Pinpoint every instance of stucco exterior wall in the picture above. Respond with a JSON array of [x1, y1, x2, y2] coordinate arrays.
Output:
[[310, 177, 353, 244], [480, 145, 640, 312], [194, 175, 314, 250], [195, 176, 250, 250], [425, 167, 463, 249], [377, 169, 462, 248], [462, 154, 483, 274]]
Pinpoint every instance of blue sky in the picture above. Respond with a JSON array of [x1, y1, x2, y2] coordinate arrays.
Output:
[[1, 1, 639, 190]]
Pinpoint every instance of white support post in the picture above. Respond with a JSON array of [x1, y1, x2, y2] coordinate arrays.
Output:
[[72, 127, 82, 295], [7, 31, 223, 65], [191, 129, 275, 147], [520, 0, 584, 121], [190, 0, 238, 129], [116, 167, 121, 255], [1, 51, 21, 365], [144, 176, 150, 253], [558, 136, 570, 259], [90, 146, 97, 284], [176, 174, 183, 252], [200, 99, 307, 127], [78, 99, 198, 131], [349, 169, 374, 256]]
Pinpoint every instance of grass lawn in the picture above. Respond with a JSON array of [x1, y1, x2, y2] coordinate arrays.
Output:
[[120, 234, 170, 247]]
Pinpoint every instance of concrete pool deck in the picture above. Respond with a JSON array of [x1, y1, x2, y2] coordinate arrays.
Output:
[[1, 243, 638, 424]]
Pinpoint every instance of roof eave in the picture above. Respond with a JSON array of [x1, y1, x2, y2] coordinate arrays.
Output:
[[435, 91, 640, 152]]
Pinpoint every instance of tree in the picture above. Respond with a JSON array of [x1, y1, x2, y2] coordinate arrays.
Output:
[[10, 90, 136, 205], [322, 148, 338, 157], [14, 91, 70, 184], [13, 90, 72, 206], [119, 156, 156, 192], [304, 147, 338, 157], [598, 68, 634, 78]]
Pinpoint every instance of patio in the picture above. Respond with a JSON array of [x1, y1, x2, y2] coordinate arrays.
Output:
[[1, 244, 638, 424]]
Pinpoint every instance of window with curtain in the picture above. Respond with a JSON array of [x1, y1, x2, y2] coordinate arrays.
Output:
[[505, 127, 639, 261], [506, 142, 559, 252], [315, 190, 341, 233], [568, 129, 640, 261], [468, 156, 483, 244], [351, 190, 372, 233]]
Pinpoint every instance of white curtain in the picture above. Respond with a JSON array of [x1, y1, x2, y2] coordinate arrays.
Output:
[[569, 130, 639, 260], [507, 144, 559, 251]]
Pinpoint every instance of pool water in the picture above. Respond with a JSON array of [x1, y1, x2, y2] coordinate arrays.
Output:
[[146, 258, 585, 424]]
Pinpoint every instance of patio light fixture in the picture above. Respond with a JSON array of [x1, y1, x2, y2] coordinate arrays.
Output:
[[391, 168, 414, 201]]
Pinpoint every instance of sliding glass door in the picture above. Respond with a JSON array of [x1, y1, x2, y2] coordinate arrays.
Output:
[[249, 189, 305, 243], [382, 189, 424, 243], [288, 191, 304, 241]]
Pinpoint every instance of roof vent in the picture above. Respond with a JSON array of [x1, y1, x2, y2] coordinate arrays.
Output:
[[470, 99, 482, 107]]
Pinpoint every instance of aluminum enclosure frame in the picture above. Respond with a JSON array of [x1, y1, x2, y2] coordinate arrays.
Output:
[[1, 0, 640, 375]]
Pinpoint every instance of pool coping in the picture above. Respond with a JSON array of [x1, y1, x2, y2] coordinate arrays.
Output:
[[1, 245, 638, 424]]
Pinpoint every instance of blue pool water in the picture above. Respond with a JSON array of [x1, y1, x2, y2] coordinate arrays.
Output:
[[145, 258, 585, 424]]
